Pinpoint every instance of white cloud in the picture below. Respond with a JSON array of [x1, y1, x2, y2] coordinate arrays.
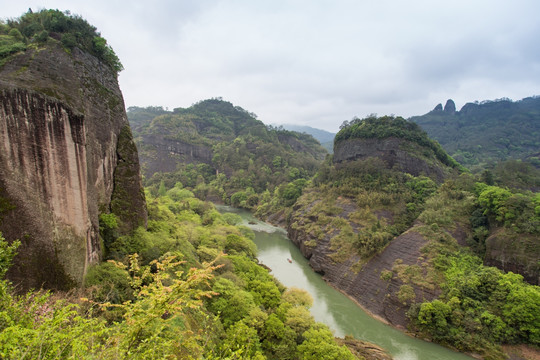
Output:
[[2, 0, 540, 131]]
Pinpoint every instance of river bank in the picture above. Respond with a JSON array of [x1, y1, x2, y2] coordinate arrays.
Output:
[[218, 205, 476, 360]]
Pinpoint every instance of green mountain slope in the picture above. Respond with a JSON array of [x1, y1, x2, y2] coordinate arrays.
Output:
[[286, 115, 539, 358], [410, 97, 540, 169], [128, 99, 328, 207]]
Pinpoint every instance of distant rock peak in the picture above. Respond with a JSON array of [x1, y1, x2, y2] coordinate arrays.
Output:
[[443, 99, 456, 113]]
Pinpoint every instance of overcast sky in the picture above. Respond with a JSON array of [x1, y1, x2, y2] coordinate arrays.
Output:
[[3, 1, 540, 131]]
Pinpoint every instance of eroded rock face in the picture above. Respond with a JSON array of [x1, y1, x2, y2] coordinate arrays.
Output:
[[0, 44, 146, 290], [138, 133, 213, 177], [484, 230, 539, 285], [333, 137, 449, 182], [288, 204, 439, 328]]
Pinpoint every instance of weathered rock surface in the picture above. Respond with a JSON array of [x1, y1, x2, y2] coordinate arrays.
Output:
[[0, 43, 147, 290], [288, 201, 439, 328], [138, 133, 213, 176], [333, 137, 450, 182], [443, 99, 456, 113], [484, 229, 539, 285], [337, 336, 393, 360]]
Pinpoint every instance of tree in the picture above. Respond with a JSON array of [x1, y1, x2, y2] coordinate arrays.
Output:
[[218, 321, 263, 358], [297, 327, 355, 360], [416, 300, 452, 340], [282, 287, 313, 307], [209, 278, 256, 328]]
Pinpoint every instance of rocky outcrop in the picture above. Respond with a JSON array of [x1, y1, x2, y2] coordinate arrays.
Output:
[[0, 43, 147, 290], [138, 133, 213, 176], [443, 99, 456, 113], [484, 229, 539, 285], [337, 336, 393, 360], [333, 137, 450, 182], [432, 103, 443, 112], [288, 208, 437, 328]]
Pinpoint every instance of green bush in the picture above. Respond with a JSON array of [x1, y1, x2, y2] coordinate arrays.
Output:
[[85, 262, 133, 304], [412, 251, 540, 354], [2, 9, 123, 73]]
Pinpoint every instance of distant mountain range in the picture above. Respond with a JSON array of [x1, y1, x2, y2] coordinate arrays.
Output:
[[283, 96, 540, 170], [279, 124, 336, 152], [128, 95, 540, 171], [410, 97, 540, 170]]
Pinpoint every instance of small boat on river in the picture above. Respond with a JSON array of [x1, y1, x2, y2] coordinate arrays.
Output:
[[287, 258, 292, 263]]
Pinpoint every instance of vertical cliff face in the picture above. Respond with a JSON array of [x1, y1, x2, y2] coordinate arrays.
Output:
[[333, 137, 450, 182], [0, 43, 147, 290]]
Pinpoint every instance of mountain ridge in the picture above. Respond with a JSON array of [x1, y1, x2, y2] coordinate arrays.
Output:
[[410, 96, 540, 169]]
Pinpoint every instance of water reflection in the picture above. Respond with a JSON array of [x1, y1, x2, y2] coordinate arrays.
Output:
[[218, 206, 474, 360]]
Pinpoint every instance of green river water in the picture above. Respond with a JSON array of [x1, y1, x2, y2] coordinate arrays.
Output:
[[219, 206, 475, 360]]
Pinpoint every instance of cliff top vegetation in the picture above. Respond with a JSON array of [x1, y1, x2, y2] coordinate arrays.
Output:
[[335, 115, 463, 170], [128, 100, 328, 213], [0, 9, 122, 73]]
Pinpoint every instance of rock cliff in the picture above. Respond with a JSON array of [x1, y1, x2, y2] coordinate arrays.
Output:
[[288, 195, 441, 328], [333, 115, 462, 183], [484, 229, 539, 285], [0, 42, 147, 290], [138, 133, 213, 176], [286, 116, 465, 328], [334, 137, 450, 182]]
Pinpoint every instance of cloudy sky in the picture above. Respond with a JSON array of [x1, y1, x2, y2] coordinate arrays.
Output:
[[3, 1, 540, 131]]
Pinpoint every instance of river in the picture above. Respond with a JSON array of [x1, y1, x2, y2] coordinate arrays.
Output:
[[219, 206, 475, 360]]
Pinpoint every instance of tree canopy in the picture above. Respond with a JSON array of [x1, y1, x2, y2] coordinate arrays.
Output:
[[0, 9, 122, 73]]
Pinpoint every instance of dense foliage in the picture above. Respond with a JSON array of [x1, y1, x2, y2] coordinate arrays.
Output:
[[483, 160, 540, 192], [410, 97, 540, 170], [291, 156, 439, 260], [290, 148, 540, 358], [381, 176, 540, 359], [0, 190, 358, 359], [0, 9, 122, 73], [411, 252, 539, 356], [474, 183, 540, 234], [335, 115, 463, 170]]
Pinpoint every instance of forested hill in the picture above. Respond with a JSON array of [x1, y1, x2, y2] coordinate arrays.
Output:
[[127, 99, 328, 207], [410, 97, 540, 169], [287, 115, 540, 358]]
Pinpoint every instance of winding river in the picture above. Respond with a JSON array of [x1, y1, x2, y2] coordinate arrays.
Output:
[[219, 206, 474, 360]]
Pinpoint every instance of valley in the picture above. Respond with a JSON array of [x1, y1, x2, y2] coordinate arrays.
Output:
[[0, 8, 538, 360]]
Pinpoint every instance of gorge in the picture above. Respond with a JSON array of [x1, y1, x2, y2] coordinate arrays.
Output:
[[0, 8, 538, 360]]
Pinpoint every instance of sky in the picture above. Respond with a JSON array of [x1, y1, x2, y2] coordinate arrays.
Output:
[[2, 1, 540, 132]]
